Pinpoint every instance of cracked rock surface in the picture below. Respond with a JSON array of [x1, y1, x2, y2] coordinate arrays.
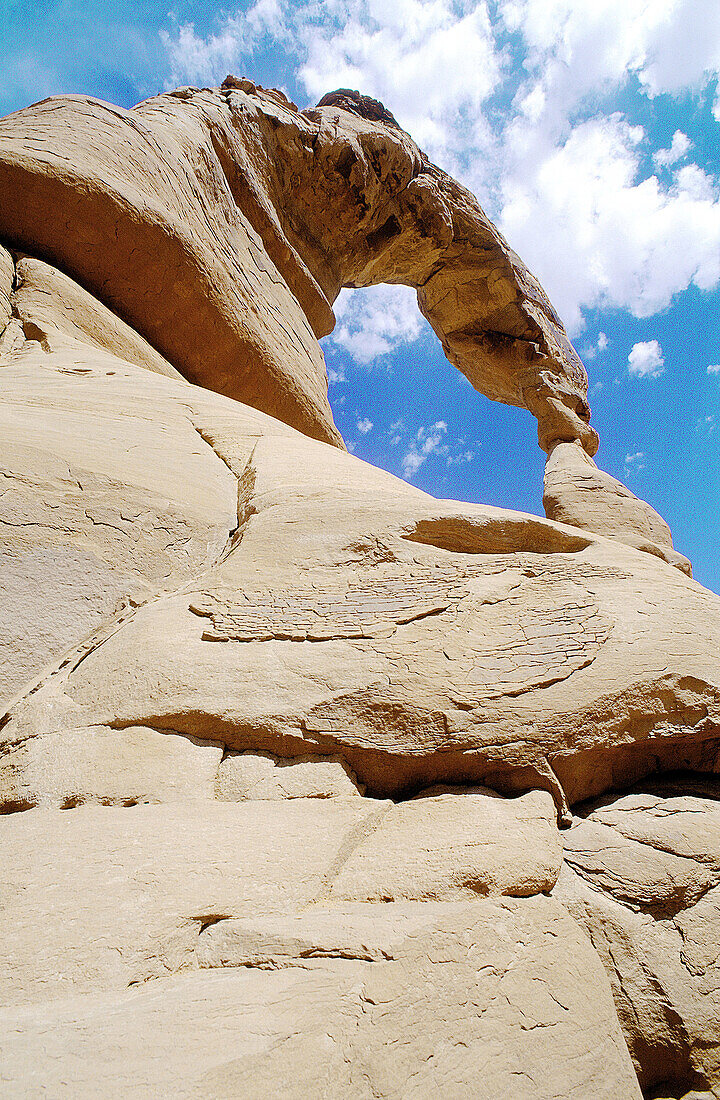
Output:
[[1, 82, 719, 1099]]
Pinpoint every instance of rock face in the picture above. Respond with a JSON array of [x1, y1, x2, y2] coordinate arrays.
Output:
[[1, 79, 719, 1098]]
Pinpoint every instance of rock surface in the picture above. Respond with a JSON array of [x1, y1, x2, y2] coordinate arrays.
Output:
[[0, 80, 682, 555], [1, 78, 719, 1098], [555, 788, 720, 1097], [0, 803, 639, 1099], [544, 441, 691, 574]]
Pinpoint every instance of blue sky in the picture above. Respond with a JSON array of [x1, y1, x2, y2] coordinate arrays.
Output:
[[3, 0, 719, 590]]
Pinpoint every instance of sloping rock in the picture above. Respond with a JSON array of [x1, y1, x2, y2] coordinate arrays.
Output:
[[0, 824, 640, 1099], [554, 788, 720, 1097], [0, 242, 12, 336], [1, 351, 718, 817], [0, 726, 224, 811], [10, 254, 183, 380], [0, 354, 239, 707], [0, 800, 388, 1003], [544, 441, 691, 575], [0, 92, 342, 446], [329, 786, 562, 901]]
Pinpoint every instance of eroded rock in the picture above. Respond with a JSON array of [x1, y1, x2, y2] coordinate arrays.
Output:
[[0, 77, 718, 1100], [0, 817, 640, 1099], [555, 788, 720, 1097]]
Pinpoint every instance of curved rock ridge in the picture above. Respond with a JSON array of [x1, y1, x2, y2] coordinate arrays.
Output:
[[0, 79, 685, 566], [0, 81, 718, 1100]]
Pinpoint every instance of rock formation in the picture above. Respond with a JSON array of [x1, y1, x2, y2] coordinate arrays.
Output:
[[0, 79, 717, 1098]]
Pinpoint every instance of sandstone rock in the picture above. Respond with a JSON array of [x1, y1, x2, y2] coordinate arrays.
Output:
[[0, 800, 388, 1003], [0, 842, 640, 1098], [0, 242, 12, 336], [562, 816, 714, 915], [10, 254, 183, 380], [0, 92, 342, 447], [0, 355, 240, 707], [0, 726, 223, 811], [544, 441, 691, 574], [330, 785, 562, 901], [1, 350, 719, 819], [1, 77, 719, 1100], [554, 788, 720, 1096], [216, 750, 363, 799], [0, 80, 673, 557]]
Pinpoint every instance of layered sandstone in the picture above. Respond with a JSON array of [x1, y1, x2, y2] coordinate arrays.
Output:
[[0, 81, 718, 1099]]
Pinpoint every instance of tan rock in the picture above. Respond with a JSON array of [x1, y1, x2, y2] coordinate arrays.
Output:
[[0, 353, 239, 707], [0, 877, 640, 1098], [1, 77, 720, 1100], [562, 816, 714, 915], [0, 81, 672, 556], [216, 750, 363, 799], [0, 726, 223, 811], [0, 242, 12, 337], [330, 785, 562, 901], [1, 351, 719, 816], [0, 92, 342, 447], [589, 791, 720, 867], [0, 800, 387, 1004], [11, 254, 183, 380], [544, 441, 691, 574], [555, 789, 720, 1096]]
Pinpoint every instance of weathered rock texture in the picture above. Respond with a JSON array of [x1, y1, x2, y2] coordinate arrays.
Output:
[[1, 79, 719, 1098]]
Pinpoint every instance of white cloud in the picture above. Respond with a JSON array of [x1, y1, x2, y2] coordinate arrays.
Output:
[[581, 329, 610, 360], [159, 0, 720, 340], [401, 451, 426, 478], [328, 284, 424, 365], [495, 0, 720, 331], [356, 417, 373, 434], [653, 130, 691, 168], [398, 420, 473, 478], [160, 0, 288, 87], [708, 364, 720, 374], [624, 449, 646, 475], [628, 339, 664, 378], [401, 421, 449, 478], [697, 414, 716, 433], [499, 115, 720, 332], [447, 449, 475, 465], [501, 0, 720, 101], [327, 366, 346, 384]]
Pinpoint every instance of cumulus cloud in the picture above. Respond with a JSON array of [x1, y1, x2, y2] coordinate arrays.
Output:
[[499, 114, 720, 332], [356, 417, 373, 434], [628, 340, 665, 378], [328, 285, 425, 365], [707, 363, 720, 374], [653, 130, 691, 168], [501, 0, 720, 102], [160, 0, 720, 338]]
